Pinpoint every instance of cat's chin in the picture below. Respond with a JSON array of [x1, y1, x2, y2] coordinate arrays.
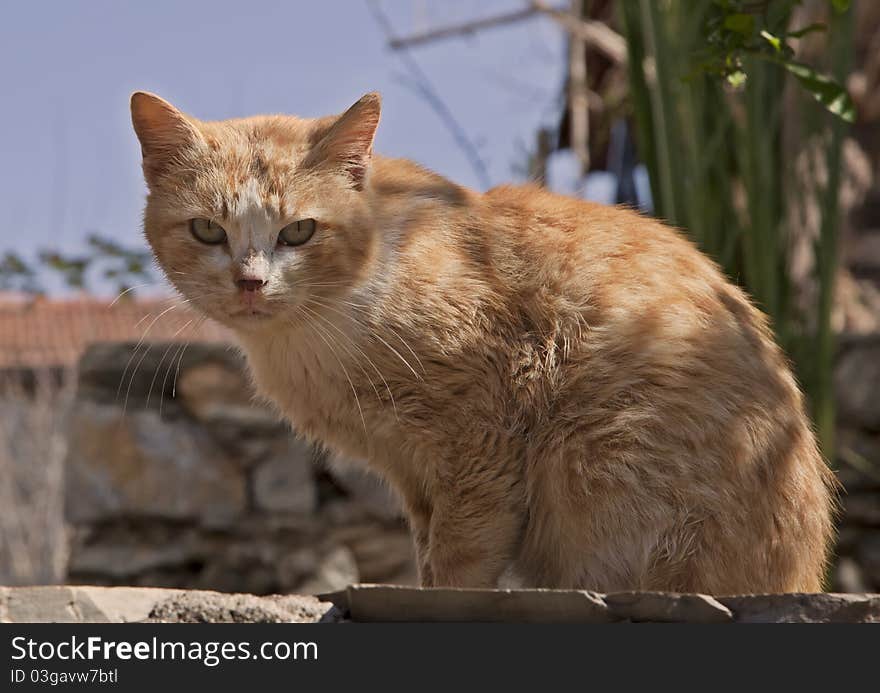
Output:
[[225, 308, 276, 329]]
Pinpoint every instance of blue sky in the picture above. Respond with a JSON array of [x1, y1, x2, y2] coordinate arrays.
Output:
[[0, 1, 566, 293]]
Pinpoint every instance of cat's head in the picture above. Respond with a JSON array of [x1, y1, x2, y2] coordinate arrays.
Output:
[[130, 91, 381, 331]]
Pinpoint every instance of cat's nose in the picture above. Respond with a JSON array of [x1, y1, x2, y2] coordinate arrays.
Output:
[[236, 277, 266, 292]]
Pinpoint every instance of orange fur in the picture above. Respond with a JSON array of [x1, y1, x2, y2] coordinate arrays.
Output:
[[132, 91, 836, 593]]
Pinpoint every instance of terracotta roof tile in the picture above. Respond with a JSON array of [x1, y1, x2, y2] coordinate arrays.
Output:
[[0, 293, 232, 369]]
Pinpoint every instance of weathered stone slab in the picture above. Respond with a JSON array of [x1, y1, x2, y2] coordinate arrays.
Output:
[[1, 586, 181, 623], [4, 586, 880, 623], [324, 584, 614, 623], [604, 591, 732, 623], [0, 586, 334, 623], [719, 592, 880, 623], [322, 586, 880, 623]]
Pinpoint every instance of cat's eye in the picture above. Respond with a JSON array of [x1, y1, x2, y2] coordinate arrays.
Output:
[[190, 218, 227, 245], [278, 218, 317, 247]]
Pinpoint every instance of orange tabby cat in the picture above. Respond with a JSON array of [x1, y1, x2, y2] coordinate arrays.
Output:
[[131, 91, 835, 593]]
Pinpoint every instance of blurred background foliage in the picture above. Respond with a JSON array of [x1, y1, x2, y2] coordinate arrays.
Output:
[[620, 0, 853, 455], [0, 234, 154, 297]]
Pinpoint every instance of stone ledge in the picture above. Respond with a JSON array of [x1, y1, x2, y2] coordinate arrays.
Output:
[[2, 585, 879, 623], [0, 586, 333, 623], [322, 585, 880, 623]]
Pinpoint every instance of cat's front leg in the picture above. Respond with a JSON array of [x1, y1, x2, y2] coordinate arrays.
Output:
[[427, 464, 524, 588], [412, 526, 434, 587], [402, 496, 434, 587]]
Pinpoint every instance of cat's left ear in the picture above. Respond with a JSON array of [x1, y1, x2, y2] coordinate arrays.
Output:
[[306, 93, 381, 190]]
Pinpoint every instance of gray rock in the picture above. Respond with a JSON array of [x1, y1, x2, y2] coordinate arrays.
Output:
[[0, 586, 333, 623], [720, 592, 880, 623], [4, 586, 880, 624], [65, 402, 246, 526], [836, 525, 864, 553], [277, 549, 321, 591], [77, 342, 238, 410], [844, 493, 880, 526], [148, 591, 333, 623], [324, 584, 615, 623], [834, 557, 871, 593], [604, 591, 732, 623], [322, 586, 880, 623], [856, 532, 880, 586], [324, 452, 403, 520], [69, 540, 202, 580], [325, 523, 415, 583], [835, 338, 880, 431], [252, 437, 317, 514], [1, 586, 182, 623], [297, 547, 360, 595], [176, 360, 282, 431]]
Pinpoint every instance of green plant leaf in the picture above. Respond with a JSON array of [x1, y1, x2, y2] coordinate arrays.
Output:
[[723, 13, 755, 35], [831, 0, 850, 13], [783, 61, 855, 122], [760, 30, 782, 52], [786, 22, 827, 39]]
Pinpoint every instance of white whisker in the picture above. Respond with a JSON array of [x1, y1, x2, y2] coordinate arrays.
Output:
[[145, 319, 194, 409], [314, 295, 427, 375], [305, 296, 423, 381], [117, 300, 189, 403], [172, 337, 195, 399], [159, 340, 190, 418], [108, 282, 158, 306], [300, 301, 397, 419], [294, 308, 367, 437]]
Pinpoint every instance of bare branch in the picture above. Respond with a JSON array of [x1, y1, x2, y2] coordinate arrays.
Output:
[[388, 6, 542, 50], [531, 0, 628, 64], [381, 1, 627, 65], [567, 0, 590, 173], [366, 0, 492, 189]]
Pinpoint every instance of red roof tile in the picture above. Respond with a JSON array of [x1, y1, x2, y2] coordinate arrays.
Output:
[[0, 293, 232, 369]]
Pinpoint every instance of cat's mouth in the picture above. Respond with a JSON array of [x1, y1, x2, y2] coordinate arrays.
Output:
[[228, 307, 274, 320], [228, 290, 275, 321]]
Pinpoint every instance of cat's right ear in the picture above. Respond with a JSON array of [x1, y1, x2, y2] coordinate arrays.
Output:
[[130, 91, 204, 176]]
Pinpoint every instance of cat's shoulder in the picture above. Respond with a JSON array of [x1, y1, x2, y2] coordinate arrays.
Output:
[[371, 156, 475, 207], [484, 183, 680, 242]]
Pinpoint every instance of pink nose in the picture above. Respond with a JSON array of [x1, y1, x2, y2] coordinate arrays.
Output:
[[236, 278, 266, 292]]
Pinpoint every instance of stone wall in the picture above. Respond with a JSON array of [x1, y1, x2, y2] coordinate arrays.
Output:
[[832, 335, 880, 592], [52, 335, 880, 595], [64, 343, 416, 595]]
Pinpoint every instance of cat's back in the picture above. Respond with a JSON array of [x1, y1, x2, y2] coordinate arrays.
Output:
[[481, 183, 805, 435], [482, 183, 719, 295], [480, 184, 750, 353]]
